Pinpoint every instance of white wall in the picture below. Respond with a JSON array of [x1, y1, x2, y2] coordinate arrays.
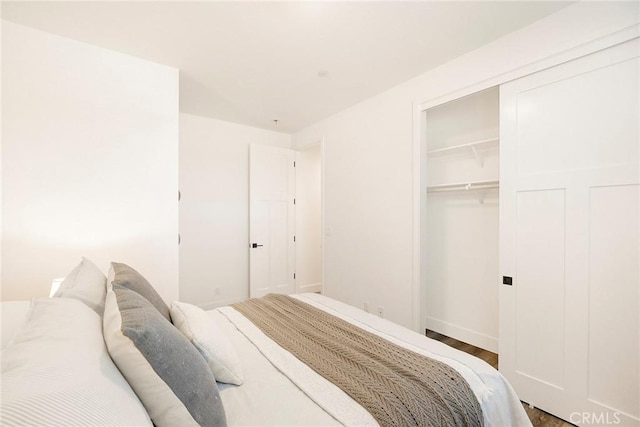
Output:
[[1, 21, 179, 301], [295, 143, 322, 293], [295, 99, 414, 326], [292, 2, 639, 330], [179, 113, 291, 308]]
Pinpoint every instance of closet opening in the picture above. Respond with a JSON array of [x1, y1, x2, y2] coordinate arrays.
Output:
[[421, 86, 500, 353]]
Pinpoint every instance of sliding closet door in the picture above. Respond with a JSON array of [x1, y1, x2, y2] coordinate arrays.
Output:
[[500, 38, 639, 425]]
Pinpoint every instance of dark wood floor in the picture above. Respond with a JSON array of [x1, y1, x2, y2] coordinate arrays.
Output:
[[425, 331, 574, 427]]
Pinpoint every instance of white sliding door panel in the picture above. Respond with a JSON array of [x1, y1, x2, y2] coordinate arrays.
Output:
[[515, 190, 566, 388], [249, 145, 295, 298], [588, 185, 639, 418], [516, 55, 639, 175], [500, 38, 639, 425]]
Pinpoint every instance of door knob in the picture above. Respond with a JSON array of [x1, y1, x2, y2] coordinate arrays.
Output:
[[251, 243, 264, 248]]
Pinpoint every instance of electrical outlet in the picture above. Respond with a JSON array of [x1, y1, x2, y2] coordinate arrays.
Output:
[[377, 306, 384, 318], [363, 301, 369, 313], [214, 288, 221, 296]]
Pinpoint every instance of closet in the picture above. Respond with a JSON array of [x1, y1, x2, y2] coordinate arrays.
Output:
[[423, 87, 499, 353], [420, 37, 639, 426]]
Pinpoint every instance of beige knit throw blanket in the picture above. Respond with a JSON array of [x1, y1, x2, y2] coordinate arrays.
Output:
[[232, 294, 484, 427]]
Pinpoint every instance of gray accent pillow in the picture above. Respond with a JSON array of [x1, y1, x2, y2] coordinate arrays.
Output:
[[110, 262, 171, 321], [104, 284, 227, 427]]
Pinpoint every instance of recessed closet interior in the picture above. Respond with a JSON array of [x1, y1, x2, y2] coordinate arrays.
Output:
[[422, 87, 499, 352]]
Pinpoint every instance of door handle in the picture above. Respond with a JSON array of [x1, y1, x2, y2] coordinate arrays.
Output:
[[251, 243, 264, 248]]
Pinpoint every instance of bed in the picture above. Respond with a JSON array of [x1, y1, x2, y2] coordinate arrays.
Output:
[[1, 259, 531, 427]]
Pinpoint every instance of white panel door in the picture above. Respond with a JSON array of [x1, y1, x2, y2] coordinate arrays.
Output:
[[500, 38, 639, 425], [249, 145, 296, 298]]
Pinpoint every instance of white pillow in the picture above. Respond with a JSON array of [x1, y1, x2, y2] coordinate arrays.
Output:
[[54, 257, 106, 315], [171, 301, 244, 385], [1, 298, 151, 426]]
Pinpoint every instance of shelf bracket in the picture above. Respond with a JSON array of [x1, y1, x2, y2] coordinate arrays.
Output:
[[478, 190, 486, 205], [470, 145, 484, 168]]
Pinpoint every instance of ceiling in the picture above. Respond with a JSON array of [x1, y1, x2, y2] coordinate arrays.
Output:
[[2, 1, 572, 133]]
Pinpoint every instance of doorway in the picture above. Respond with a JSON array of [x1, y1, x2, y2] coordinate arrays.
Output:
[[248, 141, 324, 297], [294, 141, 323, 294]]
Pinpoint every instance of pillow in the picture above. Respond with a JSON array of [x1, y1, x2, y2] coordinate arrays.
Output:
[[171, 301, 244, 385], [109, 261, 171, 321], [1, 298, 151, 426], [103, 283, 227, 427], [54, 257, 106, 315]]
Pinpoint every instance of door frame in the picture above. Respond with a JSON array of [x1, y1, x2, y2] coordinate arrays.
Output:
[[294, 138, 325, 294], [411, 25, 639, 332]]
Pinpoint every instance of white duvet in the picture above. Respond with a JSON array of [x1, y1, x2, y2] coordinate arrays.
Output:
[[212, 293, 532, 427]]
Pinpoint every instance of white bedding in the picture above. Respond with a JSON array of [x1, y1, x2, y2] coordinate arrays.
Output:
[[211, 293, 532, 427], [1, 298, 152, 427], [0, 300, 31, 349], [210, 307, 341, 426], [1, 295, 530, 426]]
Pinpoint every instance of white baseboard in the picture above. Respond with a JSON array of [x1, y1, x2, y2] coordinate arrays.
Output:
[[425, 316, 498, 353], [198, 296, 247, 311], [297, 282, 322, 294]]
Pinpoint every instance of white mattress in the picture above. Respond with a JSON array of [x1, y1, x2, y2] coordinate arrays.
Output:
[[211, 293, 532, 427]]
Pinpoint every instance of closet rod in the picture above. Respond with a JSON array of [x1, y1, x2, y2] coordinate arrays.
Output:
[[426, 137, 499, 156], [426, 180, 499, 193]]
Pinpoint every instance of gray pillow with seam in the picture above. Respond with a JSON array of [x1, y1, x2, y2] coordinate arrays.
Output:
[[110, 262, 171, 321], [105, 284, 227, 427]]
